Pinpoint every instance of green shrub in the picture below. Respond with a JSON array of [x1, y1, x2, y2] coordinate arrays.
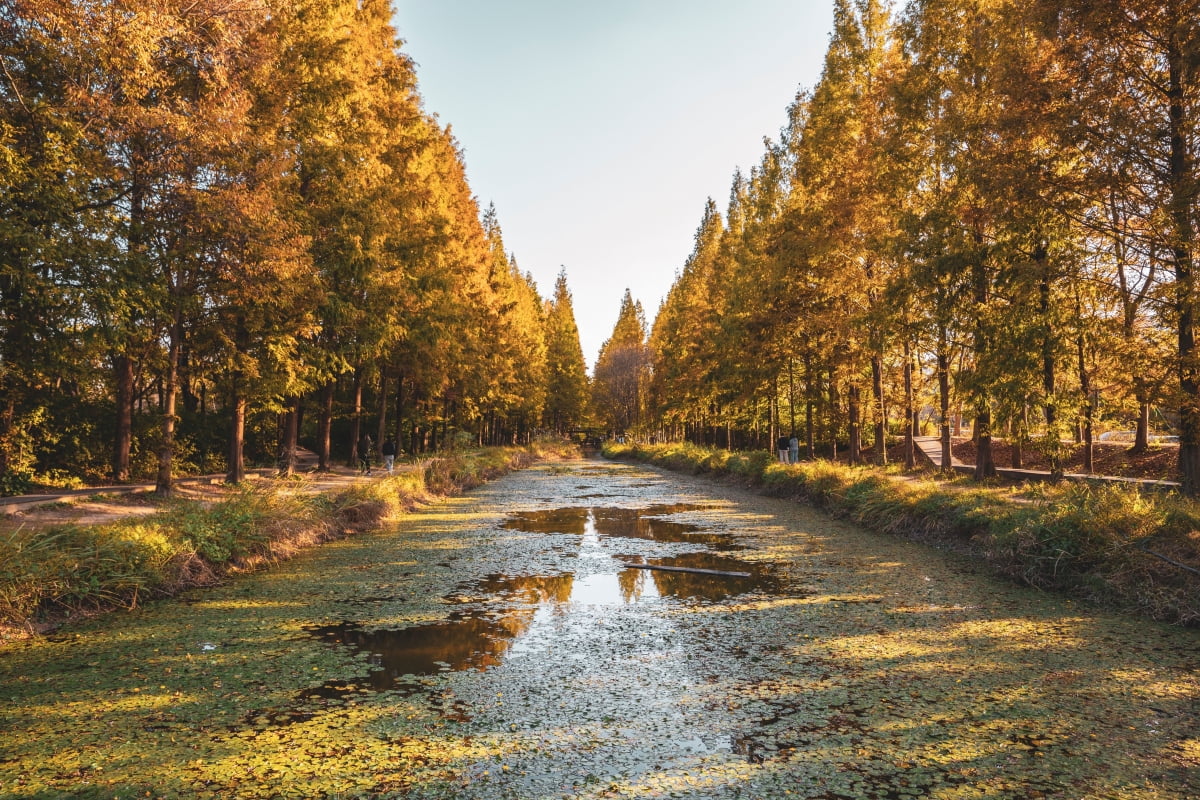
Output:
[[0, 470, 34, 497], [729, 450, 774, 479], [158, 489, 273, 562]]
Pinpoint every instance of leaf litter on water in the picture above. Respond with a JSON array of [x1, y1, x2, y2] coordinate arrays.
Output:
[[0, 458, 1197, 799]]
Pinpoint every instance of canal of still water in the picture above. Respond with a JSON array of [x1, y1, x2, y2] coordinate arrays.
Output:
[[1, 457, 1198, 799]]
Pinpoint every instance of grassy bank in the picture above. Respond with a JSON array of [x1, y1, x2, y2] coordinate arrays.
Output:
[[0, 444, 571, 637], [606, 441, 1200, 626]]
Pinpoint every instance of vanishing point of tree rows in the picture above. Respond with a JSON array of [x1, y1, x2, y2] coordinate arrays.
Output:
[[590, 0, 1200, 492], [0, 0, 592, 495]]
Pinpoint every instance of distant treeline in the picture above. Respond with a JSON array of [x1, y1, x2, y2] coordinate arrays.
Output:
[[592, 0, 1200, 491], [0, 1, 591, 494]]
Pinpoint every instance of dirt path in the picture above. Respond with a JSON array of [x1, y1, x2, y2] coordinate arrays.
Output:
[[1, 458, 1197, 799], [0, 459, 408, 531]]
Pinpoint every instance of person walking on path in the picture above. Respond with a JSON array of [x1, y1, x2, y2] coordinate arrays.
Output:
[[777, 434, 790, 463], [789, 433, 799, 464], [359, 434, 373, 475], [382, 438, 397, 475]]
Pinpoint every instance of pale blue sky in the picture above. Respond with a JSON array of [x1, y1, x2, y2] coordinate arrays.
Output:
[[391, 0, 835, 369]]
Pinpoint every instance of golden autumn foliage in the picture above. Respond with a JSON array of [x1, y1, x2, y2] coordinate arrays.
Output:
[[0, 0, 585, 491], [629, 0, 1200, 494]]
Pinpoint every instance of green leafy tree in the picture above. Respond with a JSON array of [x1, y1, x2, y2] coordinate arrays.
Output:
[[0, 0, 107, 485]]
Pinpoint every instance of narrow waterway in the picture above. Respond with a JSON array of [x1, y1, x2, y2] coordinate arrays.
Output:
[[1, 457, 1198, 799]]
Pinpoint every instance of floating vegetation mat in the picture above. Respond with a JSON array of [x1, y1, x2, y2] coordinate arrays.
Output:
[[1, 458, 1197, 798]]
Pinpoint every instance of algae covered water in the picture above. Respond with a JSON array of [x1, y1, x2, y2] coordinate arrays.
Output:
[[1, 458, 1197, 798]]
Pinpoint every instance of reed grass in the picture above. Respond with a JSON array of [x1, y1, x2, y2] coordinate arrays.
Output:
[[606, 442, 1200, 625], [1, 444, 572, 634]]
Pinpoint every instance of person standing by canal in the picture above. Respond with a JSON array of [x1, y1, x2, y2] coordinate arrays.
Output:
[[382, 437, 397, 475]]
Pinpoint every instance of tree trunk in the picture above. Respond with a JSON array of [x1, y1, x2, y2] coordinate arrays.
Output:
[[318, 380, 335, 471], [828, 368, 839, 462], [971, 228, 995, 481], [1078, 335, 1094, 474], [440, 395, 451, 450], [155, 312, 182, 496], [277, 400, 294, 474], [1039, 248, 1061, 477], [871, 352, 887, 465], [1130, 391, 1151, 454], [974, 404, 997, 479], [349, 368, 363, 466], [117, 165, 144, 484], [804, 350, 815, 458], [0, 395, 14, 476], [903, 341, 915, 468], [278, 397, 300, 477], [375, 373, 389, 457], [848, 384, 862, 465], [394, 374, 405, 449], [937, 333, 952, 472], [769, 392, 777, 452], [787, 358, 797, 439], [1168, 30, 1200, 493], [226, 391, 246, 484], [1011, 409, 1024, 469], [113, 353, 134, 482]]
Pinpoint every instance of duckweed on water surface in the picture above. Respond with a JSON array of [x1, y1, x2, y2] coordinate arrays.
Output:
[[1, 458, 1198, 799]]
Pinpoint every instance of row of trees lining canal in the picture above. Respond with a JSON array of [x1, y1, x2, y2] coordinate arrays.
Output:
[[1, 0, 593, 494], [590, 0, 1200, 491], [6, 0, 1200, 495]]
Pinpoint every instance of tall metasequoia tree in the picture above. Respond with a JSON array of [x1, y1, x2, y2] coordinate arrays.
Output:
[[387, 123, 494, 453], [542, 270, 590, 435], [892, 0, 979, 472], [594, 290, 651, 436], [0, 0, 105, 480], [1045, 0, 1200, 490], [71, 0, 274, 494], [733, 141, 796, 443], [893, 0, 1025, 480], [210, 4, 320, 484], [965, 1, 1088, 478], [474, 208, 547, 444], [648, 201, 724, 441], [278, 0, 426, 474], [774, 0, 904, 465]]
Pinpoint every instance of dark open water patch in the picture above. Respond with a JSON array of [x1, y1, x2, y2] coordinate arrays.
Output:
[[247, 613, 531, 724], [497, 506, 783, 600], [280, 505, 783, 718], [617, 552, 785, 598], [304, 611, 521, 688], [502, 504, 742, 549], [242, 612, 512, 728]]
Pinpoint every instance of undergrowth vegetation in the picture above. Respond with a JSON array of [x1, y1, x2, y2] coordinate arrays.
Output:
[[606, 442, 1200, 626], [0, 445, 564, 635]]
